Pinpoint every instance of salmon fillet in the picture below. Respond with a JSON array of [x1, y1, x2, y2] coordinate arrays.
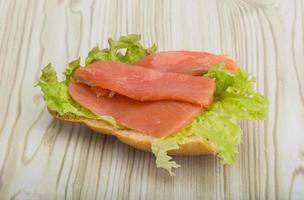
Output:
[[136, 51, 238, 75], [69, 81, 202, 138], [74, 61, 215, 107]]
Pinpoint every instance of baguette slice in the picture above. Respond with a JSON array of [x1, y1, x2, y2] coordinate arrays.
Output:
[[49, 109, 219, 156]]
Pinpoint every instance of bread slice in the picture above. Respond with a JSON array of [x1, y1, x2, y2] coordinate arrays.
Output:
[[49, 110, 219, 156]]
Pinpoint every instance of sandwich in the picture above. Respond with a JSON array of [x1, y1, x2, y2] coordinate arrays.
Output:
[[37, 34, 269, 175]]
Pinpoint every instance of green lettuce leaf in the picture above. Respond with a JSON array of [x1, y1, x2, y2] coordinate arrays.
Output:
[[151, 138, 181, 176], [63, 58, 81, 81], [152, 64, 269, 175], [37, 34, 155, 128], [85, 34, 156, 65], [38, 61, 121, 128], [37, 61, 98, 119]]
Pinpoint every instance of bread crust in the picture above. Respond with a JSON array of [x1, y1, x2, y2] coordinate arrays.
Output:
[[49, 110, 219, 156]]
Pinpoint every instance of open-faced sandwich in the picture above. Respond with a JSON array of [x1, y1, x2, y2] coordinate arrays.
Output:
[[37, 34, 268, 175]]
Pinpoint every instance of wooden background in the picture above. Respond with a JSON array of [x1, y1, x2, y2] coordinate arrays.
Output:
[[0, 0, 304, 199]]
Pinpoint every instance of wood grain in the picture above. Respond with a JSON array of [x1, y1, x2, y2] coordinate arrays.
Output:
[[0, 0, 304, 199]]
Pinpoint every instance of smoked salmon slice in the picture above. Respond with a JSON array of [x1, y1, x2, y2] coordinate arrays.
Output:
[[135, 51, 238, 75], [74, 61, 215, 107], [69, 81, 202, 137]]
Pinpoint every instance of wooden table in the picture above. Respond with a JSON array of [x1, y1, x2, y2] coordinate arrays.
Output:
[[1, 0, 304, 199]]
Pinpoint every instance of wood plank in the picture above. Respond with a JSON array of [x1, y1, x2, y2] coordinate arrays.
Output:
[[0, 0, 303, 199]]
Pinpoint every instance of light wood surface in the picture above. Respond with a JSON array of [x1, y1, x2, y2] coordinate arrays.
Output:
[[1, 0, 304, 199]]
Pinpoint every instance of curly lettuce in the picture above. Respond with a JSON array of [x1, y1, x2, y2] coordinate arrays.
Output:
[[152, 64, 269, 175], [37, 59, 98, 118], [85, 34, 156, 65]]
